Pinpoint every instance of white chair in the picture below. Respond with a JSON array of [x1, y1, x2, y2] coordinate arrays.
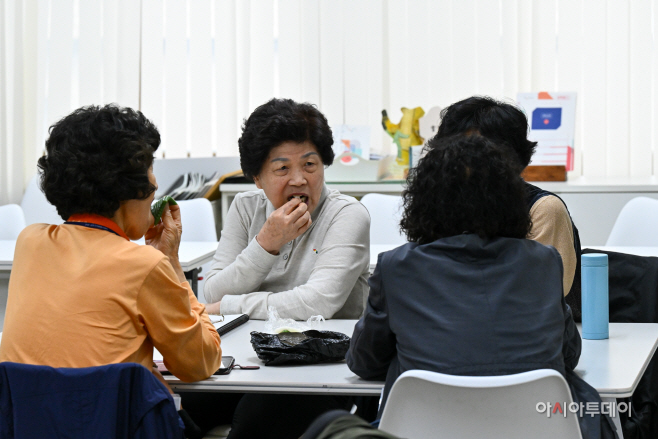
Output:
[[20, 175, 63, 226], [606, 196, 658, 246], [177, 198, 218, 242], [176, 198, 218, 302], [359, 194, 407, 245], [0, 204, 26, 239], [379, 369, 582, 439]]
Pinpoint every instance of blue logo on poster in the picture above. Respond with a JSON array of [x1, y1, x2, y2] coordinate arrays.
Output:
[[532, 108, 562, 130]]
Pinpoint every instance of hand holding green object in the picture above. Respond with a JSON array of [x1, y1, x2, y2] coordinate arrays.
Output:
[[151, 196, 178, 225]]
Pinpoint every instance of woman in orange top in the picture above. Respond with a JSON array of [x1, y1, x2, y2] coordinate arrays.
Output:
[[0, 105, 221, 388]]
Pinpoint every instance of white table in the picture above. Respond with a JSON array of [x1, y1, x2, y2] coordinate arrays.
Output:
[[575, 323, 658, 438], [0, 240, 14, 272], [583, 246, 658, 257], [0, 239, 218, 295], [177, 241, 218, 295], [576, 323, 658, 398], [3, 324, 654, 439], [166, 319, 382, 395], [178, 241, 218, 273], [4, 321, 651, 396], [164, 320, 658, 402]]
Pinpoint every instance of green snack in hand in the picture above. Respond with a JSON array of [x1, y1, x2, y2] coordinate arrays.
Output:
[[151, 196, 178, 225]]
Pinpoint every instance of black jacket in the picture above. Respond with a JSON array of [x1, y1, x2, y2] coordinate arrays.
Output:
[[347, 234, 616, 439], [581, 248, 658, 439]]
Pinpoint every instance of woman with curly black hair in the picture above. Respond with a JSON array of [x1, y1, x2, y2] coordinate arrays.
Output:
[[398, 135, 531, 244], [0, 104, 221, 388], [203, 98, 370, 321], [346, 135, 615, 439], [435, 96, 580, 303]]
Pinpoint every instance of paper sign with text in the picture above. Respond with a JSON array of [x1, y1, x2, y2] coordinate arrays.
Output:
[[517, 92, 577, 171]]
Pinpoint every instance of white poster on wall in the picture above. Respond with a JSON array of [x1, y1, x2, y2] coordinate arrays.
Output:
[[517, 92, 577, 171], [331, 125, 371, 161]]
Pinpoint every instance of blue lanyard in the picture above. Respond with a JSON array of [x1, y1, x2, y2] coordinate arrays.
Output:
[[64, 221, 121, 238]]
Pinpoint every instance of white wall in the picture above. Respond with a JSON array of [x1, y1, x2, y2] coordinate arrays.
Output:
[[3, 0, 658, 204]]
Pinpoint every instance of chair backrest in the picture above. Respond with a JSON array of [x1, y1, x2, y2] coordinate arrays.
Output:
[[606, 197, 658, 246], [359, 194, 407, 245], [20, 175, 64, 226], [379, 369, 582, 439], [177, 198, 218, 242], [0, 204, 26, 239], [0, 362, 184, 438]]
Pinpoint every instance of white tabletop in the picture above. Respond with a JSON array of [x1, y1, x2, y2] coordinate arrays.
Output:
[[0, 239, 217, 273], [2, 321, 655, 399], [583, 246, 658, 257], [576, 323, 658, 397], [165, 319, 383, 395], [0, 240, 14, 271], [177, 241, 218, 272], [164, 320, 658, 398]]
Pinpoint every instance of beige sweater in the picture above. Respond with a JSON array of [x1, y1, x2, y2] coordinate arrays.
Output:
[[528, 195, 576, 295], [204, 185, 370, 320]]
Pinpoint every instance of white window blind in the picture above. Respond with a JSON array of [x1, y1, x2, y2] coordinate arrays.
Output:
[[137, 0, 658, 177], [3, 0, 658, 205], [1, 0, 25, 205], [34, 0, 140, 159]]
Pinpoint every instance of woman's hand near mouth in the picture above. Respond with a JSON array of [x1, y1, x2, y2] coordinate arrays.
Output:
[[256, 197, 312, 254], [289, 194, 308, 203]]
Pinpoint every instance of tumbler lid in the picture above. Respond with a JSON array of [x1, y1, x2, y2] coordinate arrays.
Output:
[[582, 253, 608, 267]]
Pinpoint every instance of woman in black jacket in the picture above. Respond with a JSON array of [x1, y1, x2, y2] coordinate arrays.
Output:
[[346, 134, 616, 439]]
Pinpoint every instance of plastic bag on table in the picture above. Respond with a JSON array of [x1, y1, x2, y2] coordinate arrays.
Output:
[[263, 306, 325, 334], [251, 307, 347, 366], [250, 329, 351, 366]]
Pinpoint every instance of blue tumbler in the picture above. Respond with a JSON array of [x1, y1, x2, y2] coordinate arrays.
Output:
[[581, 253, 609, 340]]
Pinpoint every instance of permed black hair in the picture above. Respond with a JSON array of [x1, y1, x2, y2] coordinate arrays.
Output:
[[435, 96, 537, 171], [400, 134, 531, 244], [37, 104, 160, 220], [238, 98, 334, 178]]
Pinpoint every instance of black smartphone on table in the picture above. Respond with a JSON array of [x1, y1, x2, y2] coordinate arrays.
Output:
[[215, 356, 235, 375], [155, 356, 236, 375]]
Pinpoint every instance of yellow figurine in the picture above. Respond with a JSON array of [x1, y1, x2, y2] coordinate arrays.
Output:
[[381, 107, 425, 165]]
